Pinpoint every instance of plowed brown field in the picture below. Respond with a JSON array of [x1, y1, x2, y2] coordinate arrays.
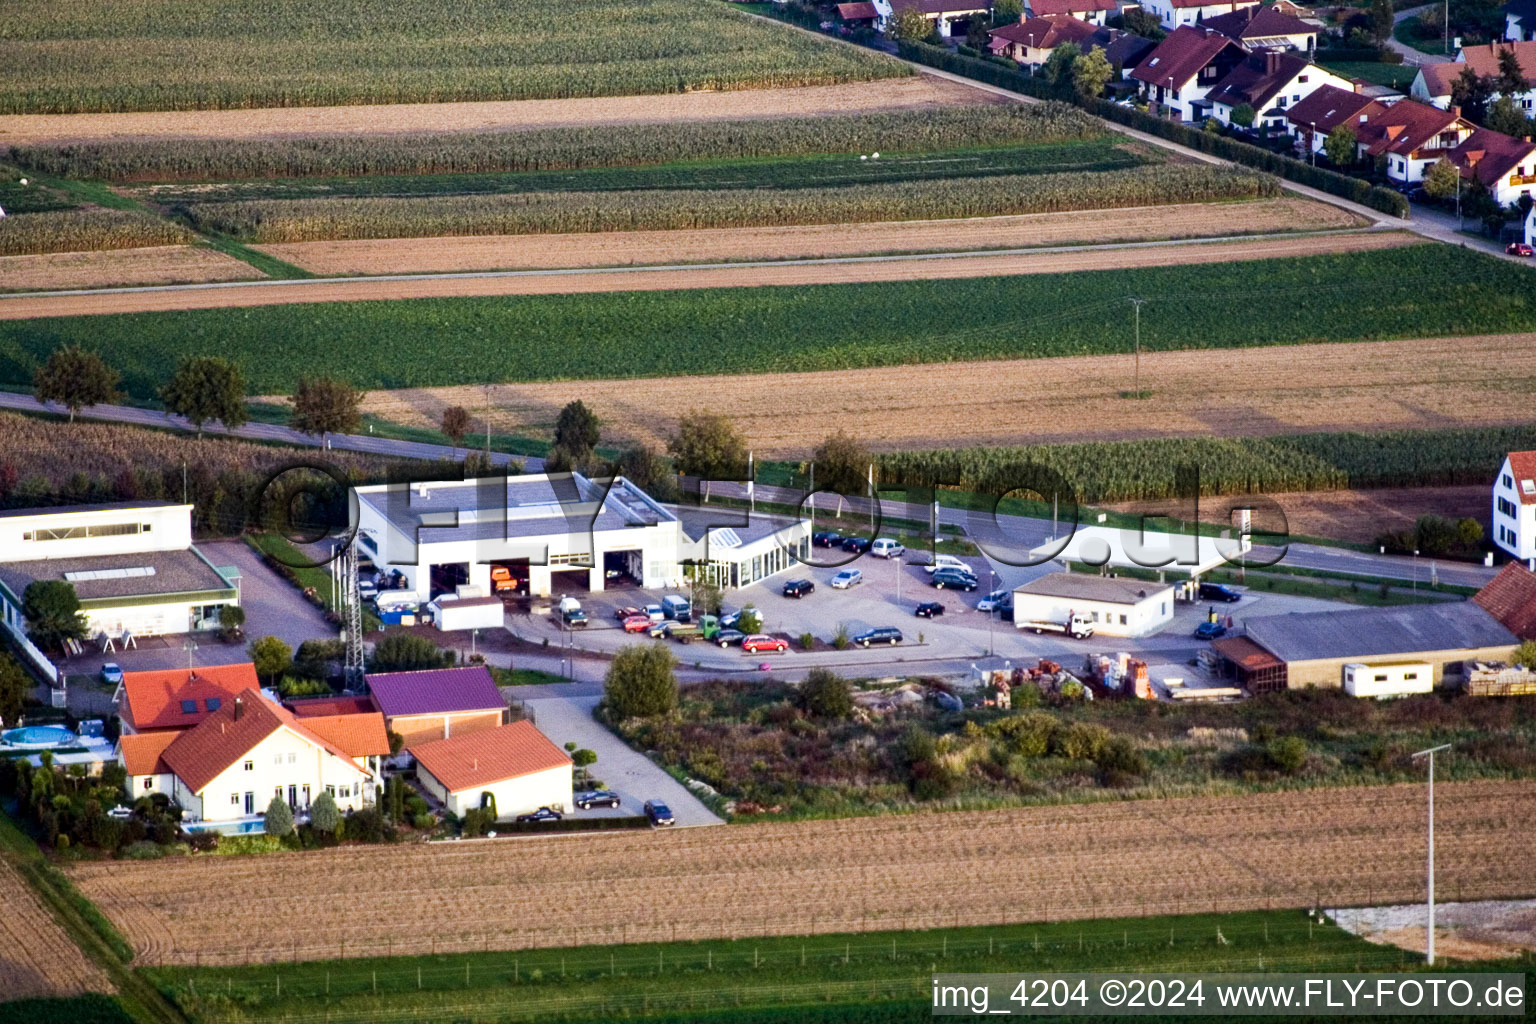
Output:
[[259, 198, 1361, 275], [1, 245, 261, 292], [0, 77, 990, 145], [0, 231, 1410, 320], [354, 332, 1536, 457], [67, 781, 1536, 966], [0, 859, 112, 1000]]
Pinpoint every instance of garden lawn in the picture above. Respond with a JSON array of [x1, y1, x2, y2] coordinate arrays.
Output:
[[1318, 61, 1418, 91], [2, 243, 1532, 399]]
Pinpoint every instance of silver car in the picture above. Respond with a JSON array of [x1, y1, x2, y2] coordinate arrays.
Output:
[[830, 569, 863, 589], [976, 589, 1011, 612]]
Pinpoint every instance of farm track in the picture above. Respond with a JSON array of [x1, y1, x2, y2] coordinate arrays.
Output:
[[353, 333, 1536, 458], [0, 245, 262, 292], [67, 781, 1536, 966], [0, 77, 991, 146], [0, 230, 1410, 320], [258, 198, 1361, 276], [0, 858, 114, 1000]]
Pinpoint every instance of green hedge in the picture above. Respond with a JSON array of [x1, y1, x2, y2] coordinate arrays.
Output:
[[492, 814, 654, 834], [895, 41, 1410, 219], [1315, 46, 1404, 63]]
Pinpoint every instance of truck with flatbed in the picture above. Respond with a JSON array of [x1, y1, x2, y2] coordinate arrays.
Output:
[[661, 614, 721, 644], [1020, 612, 1095, 640]]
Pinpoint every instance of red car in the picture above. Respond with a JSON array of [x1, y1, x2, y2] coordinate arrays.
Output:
[[1507, 242, 1534, 257], [742, 634, 788, 654], [621, 614, 653, 633]]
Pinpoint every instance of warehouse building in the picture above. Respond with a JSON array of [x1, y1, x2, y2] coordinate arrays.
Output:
[[1213, 602, 1519, 693], [354, 473, 809, 600], [0, 501, 240, 650], [1012, 572, 1176, 638]]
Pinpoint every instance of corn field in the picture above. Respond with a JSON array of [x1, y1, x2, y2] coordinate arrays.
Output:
[[10, 104, 1100, 182], [186, 166, 1279, 243], [0, 0, 903, 114], [876, 424, 1536, 504], [0, 208, 191, 256]]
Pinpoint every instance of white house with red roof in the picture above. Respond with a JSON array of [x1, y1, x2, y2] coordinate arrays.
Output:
[[1206, 51, 1351, 130], [1447, 127, 1536, 205], [1493, 452, 1536, 560], [411, 721, 573, 819], [989, 14, 1099, 64], [1138, 0, 1258, 31], [1023, 0, 1116, 24], [1130, 26, 1249, 121]]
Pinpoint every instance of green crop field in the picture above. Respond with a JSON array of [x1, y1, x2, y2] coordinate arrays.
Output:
[[140, 910, 1482, 1024], [2, 243, 1529, 399], [12, 104, 1100, 183], [183, 165, 1272, 243], [0, 0, 903, 114], [878, 424, 1536, 504]]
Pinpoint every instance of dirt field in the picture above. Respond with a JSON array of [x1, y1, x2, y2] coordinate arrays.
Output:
[[354, 333, 1536, 459], [258, 198, 1362, 276], [0, 859, 112, 1000], [65, 780, 1534, 966], [0, 245, 261, 292], [1335, 899, 1536, 960], [0, 77, 990, 146], [1105, 486, 1491, 544], [0, 230, 1409, 320]]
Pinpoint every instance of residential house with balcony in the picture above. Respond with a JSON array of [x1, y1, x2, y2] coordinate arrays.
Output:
[[1206, 50, 1351, 130], [1284, 83, 1388, 157], [1129, 26, 1249, 122], [1201, 5, 1318, 51], [1447, 127, 1536, 205], [1023, 0, 1117, 24]]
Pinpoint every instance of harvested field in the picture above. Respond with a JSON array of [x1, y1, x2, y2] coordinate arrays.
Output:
[[0, 231, 1407, 319], [261, 198, 1360, 276], [0, 78, 978, 147], [0, 245, 261, 292], [355, 333, 1536, 458], [0, 859, 112, 1000], [67, 781, 1536, 966]]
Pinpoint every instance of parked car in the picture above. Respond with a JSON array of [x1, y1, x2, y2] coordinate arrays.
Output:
[[715, 628, 746, 648], [841, 536, 872, 555], [661, 594, 692, 622], [575, 790, 620, 810], [613, 605, 642, 622], [644, 800, 675, 826], [975, 589, 1011, 612], [914, 601, 944, 618], [870, 538, 905, 559], [622, 614, 655, 633], [648, 619, 683, 639], [100, 663, 123, 685], [356, 579, 378, 601], [923, 554, 971, 575], [1508, 242, 1535, 257], [812, 531, 845, 548], [782, 578, 816, 598], [853, 626, 904, 647], [1198, 582, 1241, 603], [719, 606, 759, 629], [515, 807, 563, 823], [1194, 620, 1228, 640], [930, 568, 978, 591], [830, 569, 863, 589], [742, 634, 788, 653], [643, 603, 665, 623], [561, 607, 588, 627]]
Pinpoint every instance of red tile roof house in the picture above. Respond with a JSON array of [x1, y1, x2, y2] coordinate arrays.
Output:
[[1138, 0, 1258, 31], [1200, 5, 1319, 51], [989, 14, 1099, 65], [1283, 83, 1387, 157], [1413, 40, 1536, 110], [1447, 126, 1536, 206], [118, 689, 388, 823], [411, 721, 573, 820], [115, 663, 261, 734], [1473, 561, 1536, 637], [1492, 451, 1536, 560], [1129, 26, 1249, 122], [1350, 99, 1476, 187], [364, 666, 509, 748], [1205, 50, 1352, 131], [1024, 0, 1117, 25]]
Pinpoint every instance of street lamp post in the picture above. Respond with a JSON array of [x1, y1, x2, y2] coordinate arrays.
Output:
[[988, 569, 997, 657], [1309, 121, 1316, 166], [1128, 297, 1146, 396], [1411, 744, 1451, 966]]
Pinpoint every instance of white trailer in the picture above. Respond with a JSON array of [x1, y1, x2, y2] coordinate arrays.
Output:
[[1343, 662, 1433, 699], [429, 595, 505, 632]]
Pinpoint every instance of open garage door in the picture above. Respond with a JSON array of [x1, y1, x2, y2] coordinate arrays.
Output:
[[603, 549, 643, 589]]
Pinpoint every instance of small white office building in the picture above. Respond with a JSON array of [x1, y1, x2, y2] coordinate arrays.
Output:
[[1013, 572, 1176, 638]]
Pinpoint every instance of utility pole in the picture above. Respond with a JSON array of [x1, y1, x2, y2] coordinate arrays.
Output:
[[1128, 298, 1146, 396], [1411, 744, 1451, 966], [483, 384, 492, 463]]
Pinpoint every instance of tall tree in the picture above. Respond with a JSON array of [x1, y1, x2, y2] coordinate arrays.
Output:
[[888, 9, 933, 41], [32, 346, 120, 423], [552, 400, 601, 464], [290, 376, 363, 440], [1072, 45, 1114, 99], [1485, 94, 1530, 135], [1498, 47, 1527, 99], [160, 356, 248, 439], [992, 0, 1022, 23], [1323, 124, 1358, 168], [1369, 0, 1393, 42], [812, 430, 872, 499], [1451, 66, 1496, 123], [247, 635, 293, 685], [21, 581, 88, 651], [309, 791, 341, 836], [602, 643, 678, 719], [667, 411, 748, 482], [0, 653, 28, 729], [1040, 42, 1081, 90], [615, 444, 675, 500], [1422, 156, 1463, 199], [440, 405, 472, 447]]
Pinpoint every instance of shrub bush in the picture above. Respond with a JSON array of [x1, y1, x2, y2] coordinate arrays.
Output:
[[119, 840, 164, 860]]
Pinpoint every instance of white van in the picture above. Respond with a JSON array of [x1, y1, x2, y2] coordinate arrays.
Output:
[[870, 538, 905, 559], [923, 554, 970, 575], [374, 592, 420, 613], [558, 596, 583, 615]]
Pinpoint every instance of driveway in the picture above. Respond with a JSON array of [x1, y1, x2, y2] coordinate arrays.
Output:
[[1387, 4, 1451, 66], [517, 693, 723, 827]]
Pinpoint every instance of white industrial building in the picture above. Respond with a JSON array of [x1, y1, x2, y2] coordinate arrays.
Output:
[[411, 721, 573, 819], [0, 502, 240, 655], [1013, 572, 1176, 638], [353, 473, 810, 600]]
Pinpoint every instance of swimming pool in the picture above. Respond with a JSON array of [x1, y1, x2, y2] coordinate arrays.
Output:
[[182, 818, 268, 835], [1, 725, 78, 749]]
